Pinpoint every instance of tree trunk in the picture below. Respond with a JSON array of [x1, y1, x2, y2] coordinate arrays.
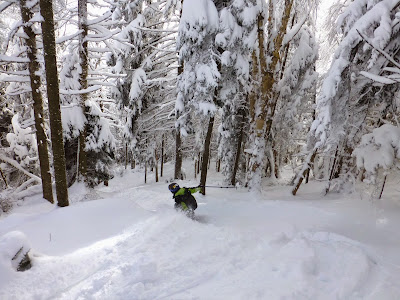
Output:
[[231, 109, 245, 186], [155, 149, 159, 183], [125, 143, 128, 169], [174, 122, 183, 180], [161, 135, 164, 177], [39, 0, 69, 207], [145, 161, 147, 184], [325, 146, 339, 195], [273, 148, 280, 179], [379, 175, 387, 199], [292, 151, 316, 196], [200, 116, 214, 195], [131, 159, 135, 169], [78, 0, 88, 182], [0, 166, 8, 188], [21, 0, 53, 203]]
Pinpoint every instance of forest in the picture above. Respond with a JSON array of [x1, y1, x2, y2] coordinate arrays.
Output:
[[1, 0, 400, 298], [0, 0, 399, 210]]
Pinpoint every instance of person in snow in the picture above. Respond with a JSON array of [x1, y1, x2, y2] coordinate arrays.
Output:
[[168, 183, 201, 217]]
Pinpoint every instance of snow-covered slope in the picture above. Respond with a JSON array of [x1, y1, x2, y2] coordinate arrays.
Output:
[[1, 164, 400, 299]]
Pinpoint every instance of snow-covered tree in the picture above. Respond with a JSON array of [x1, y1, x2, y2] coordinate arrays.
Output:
[[216, 0, 258, 185], [246, 0, 318, 191], [0, 0, 54, 202], [176, 0, 221, 192], [296, 0, 400, 194], [107, 0, 180, 174]]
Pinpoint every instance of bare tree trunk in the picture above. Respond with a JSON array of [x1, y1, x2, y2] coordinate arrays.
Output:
[[161, 135, 164, 177], [200, 116, 214, 195], [325, 146, 339, 195], [125, 143, 128, 169], [379, 175, 387, 199], [197, 153, 201, 174], [131, 159, 135, 169], [0, 166, 8, 188], [39, 0, 69, 206], [155, 148, 159, 183], [78, 0, 88, 182], [174, 124, 183, 180], [273, 148, 280, 179], [194, 161, 197, 179], [20, 0, 53, 203], [231, 109, 245, 186], [292, 151, 316, 196], [145, 161, 147, 184]]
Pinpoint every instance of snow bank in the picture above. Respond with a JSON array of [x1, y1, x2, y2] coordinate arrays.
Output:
[[0, 231, 31, 278], [0, 166, 399, 299], [354, 124, 400, 176]]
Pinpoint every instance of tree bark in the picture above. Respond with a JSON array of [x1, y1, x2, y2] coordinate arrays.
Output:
[[145, 161, 147, 183], [200, 116, 214, 195], [155, 148, 159, 183], [125, 143, 128, 169], [174, 120, 183, 180], [379, 175, 387, 199], [39, 0, 69, 206], [78, 0, 88, 181], [231, 109, 245, 186], [292, 151, 316, 196], [197, 153, 201, 174], [161, 135, 164, 177], [21, 0, 53, 203], [0, 166, 8, 188]]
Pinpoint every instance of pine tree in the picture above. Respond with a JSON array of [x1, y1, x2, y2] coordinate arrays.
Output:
[[176, 0, 220, 193], [216, 0, 258, 185]]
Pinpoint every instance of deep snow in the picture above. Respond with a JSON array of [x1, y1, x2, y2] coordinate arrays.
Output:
[[1, 162, 400, 300]]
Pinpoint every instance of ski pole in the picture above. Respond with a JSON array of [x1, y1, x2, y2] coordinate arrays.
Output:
[[203, 185, 237, 189]]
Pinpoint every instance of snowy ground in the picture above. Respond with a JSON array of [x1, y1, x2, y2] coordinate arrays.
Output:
[[1, 162, 400, 300]]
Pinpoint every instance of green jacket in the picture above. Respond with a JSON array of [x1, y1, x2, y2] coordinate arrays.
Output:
[[174, 187, 202, 196], [173, 187, 201, 210]]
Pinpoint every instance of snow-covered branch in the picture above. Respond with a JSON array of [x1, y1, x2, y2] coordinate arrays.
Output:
[[0, 154, 41, 183], [59, 85, 102, 95], [356, 29, 400, 70]]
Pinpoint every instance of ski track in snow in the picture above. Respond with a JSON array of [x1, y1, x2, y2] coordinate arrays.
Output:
[[1, 168, 400, 300]]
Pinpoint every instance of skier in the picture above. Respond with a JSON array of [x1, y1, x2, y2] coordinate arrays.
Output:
[[168, 183, 202, 218]]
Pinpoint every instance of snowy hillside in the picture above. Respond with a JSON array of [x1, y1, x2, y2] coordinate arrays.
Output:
[[1, 163, 400, 300]]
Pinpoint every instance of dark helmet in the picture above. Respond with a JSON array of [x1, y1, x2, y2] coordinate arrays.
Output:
[[168, 182, 180, 193]]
